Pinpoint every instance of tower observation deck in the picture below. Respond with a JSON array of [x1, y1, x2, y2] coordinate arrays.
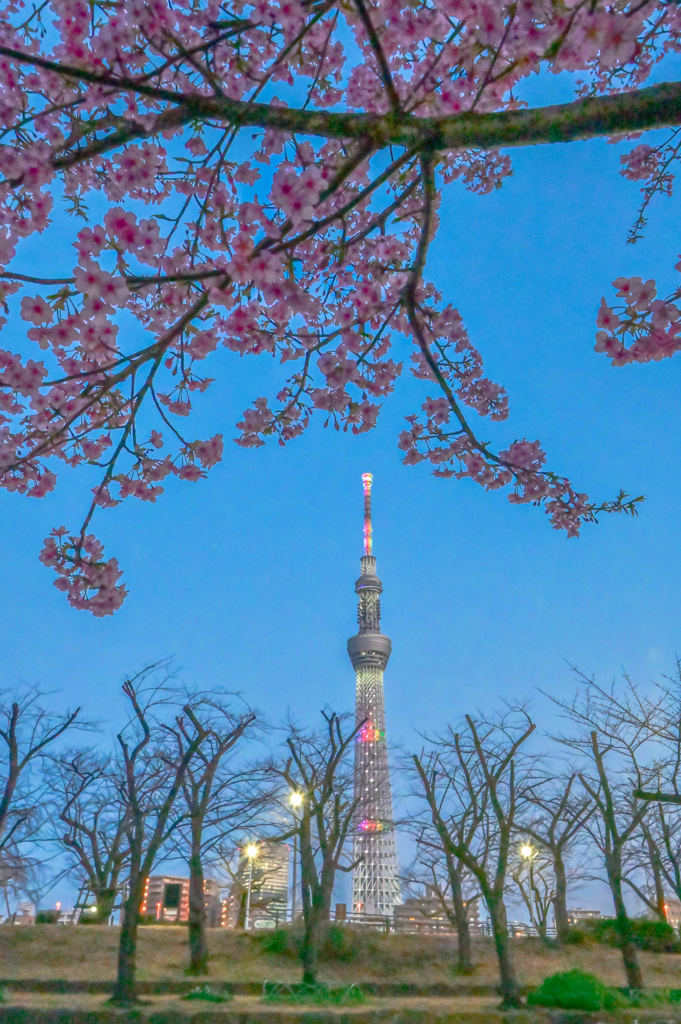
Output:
[[347, 473, 401, 918]]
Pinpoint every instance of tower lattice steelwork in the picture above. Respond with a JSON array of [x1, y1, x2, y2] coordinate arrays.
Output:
[[347, 473, 401, 917]]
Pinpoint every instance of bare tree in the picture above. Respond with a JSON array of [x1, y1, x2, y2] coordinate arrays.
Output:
[[402, 842, 480, 974], [549, 678, 663, 990], [50, 749, 130, 923], [0, 847, 41, 918], [509, 844, 555, 941], [632, 660, 681, 813], [522, 773, 593, 942], [165, 696, 258, 975], [0, 689, 80, 854], [593, 663, 681, 921], [411, 707, 535, 1009], [274, 711, 362, 985], [110, 669, 208, 1006], [637, 803, 681, 916]]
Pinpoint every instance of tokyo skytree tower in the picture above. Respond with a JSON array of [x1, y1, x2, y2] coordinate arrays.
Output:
[[347, 473, 401, 917]]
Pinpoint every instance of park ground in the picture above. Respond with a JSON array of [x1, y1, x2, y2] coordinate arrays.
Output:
[[3, 928, 681, 1022], [3, 925, 681, 987]]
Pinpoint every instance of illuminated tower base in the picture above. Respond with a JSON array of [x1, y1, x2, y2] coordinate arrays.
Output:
[[347, 476, 401, 918]]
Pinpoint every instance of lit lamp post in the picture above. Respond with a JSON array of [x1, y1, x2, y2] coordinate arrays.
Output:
[[519, 842, 537, 935], [243, 843, 259, 931], [289, 792, 303, 922]]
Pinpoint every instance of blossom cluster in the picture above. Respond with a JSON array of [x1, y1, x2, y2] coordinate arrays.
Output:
[[39, 528, 127, 616], [595, 277, 681, 365]]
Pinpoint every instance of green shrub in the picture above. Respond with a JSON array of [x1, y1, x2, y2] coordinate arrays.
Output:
[[78, 910, 101, 924], [563, 927, 588, 945], [252, 923, 372, 962], [35, 910, 59, 924], [253, 927, 296, 956], [630, 918, 679, 951], [527, 969, 622, 1011], [321, 924, 367, 961], [585, 917, 679, 952]]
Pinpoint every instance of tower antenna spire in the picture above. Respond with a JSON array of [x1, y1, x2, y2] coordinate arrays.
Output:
[[362, 472, 373, 557], [347, 472, 401, 918]]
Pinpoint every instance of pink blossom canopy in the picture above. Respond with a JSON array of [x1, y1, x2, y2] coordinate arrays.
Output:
[[0, 0, 678, 612]]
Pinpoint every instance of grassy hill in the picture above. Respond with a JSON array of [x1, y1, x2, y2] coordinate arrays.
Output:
[[2, 926, 681, 991]]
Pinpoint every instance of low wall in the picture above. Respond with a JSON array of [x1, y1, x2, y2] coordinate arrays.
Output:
[[0, 1008, 679, 1024]]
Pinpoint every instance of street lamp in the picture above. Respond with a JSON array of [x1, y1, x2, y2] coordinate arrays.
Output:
[[243, 843, 259, 931], [520, 843, 534, 860], [289, 792, 304, 922]]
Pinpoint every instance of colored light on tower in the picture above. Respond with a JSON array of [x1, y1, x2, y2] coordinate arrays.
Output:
[[357, 724, 385, 742], [358, 818, 384, 832]]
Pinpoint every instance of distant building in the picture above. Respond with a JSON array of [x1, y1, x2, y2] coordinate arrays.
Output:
[[140, 875, 223, 925], [394, 896, 480, 934], [567, 908, 603, 925], [203, 878, 222, 928], [10, 901, 35, 925], [141, 876, 190, 923], [225, 842, 290, 927]]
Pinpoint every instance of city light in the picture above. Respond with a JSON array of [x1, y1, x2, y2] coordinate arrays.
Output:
[[289, 791, 303, 808], [520, 844, 534, 859], [89, 905, 98, 914], [244, 844, 258, 930]]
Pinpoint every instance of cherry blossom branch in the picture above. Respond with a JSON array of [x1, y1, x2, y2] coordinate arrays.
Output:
[[0, 269, 225, 288], [350, 0, 402, 114], [0, 0, 669, 613], [2, 44, 681, 160], [400, 158, 643, 534]]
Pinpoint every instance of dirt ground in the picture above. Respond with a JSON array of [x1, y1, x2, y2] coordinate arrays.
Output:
[[0, 991, 500, 1014], [2, 926, 681, 992]]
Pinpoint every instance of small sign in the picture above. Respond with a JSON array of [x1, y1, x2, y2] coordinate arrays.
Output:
[[254, 919, 276, 929]]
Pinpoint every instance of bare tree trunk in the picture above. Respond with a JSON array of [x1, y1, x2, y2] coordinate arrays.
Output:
[[553, 852, 570, 942], [187, 822, 208, 975], [280, 711, 362, 986], [610, 868, 643, 990], [112, 879, 144, 1006], [645, 833, 668, 920], [93, 887, 116, 925], [487, 893, 520, 1009], [301, 903, 325, 985], [236, 890, 247, 929], [451, 870, 474, 974]]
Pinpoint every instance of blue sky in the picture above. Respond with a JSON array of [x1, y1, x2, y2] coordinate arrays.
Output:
[[3, 62, 681, 910]]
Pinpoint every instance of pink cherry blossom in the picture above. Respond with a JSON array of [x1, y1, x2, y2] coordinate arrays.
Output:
[[20, 296, 53, 326], [0, 0, 665, 610]]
